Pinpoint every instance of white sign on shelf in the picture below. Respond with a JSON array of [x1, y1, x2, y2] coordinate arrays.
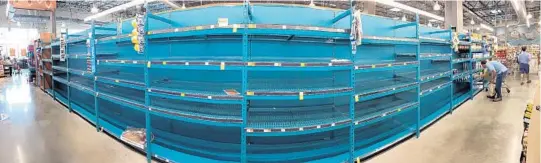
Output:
[[217, 18, 229, 27], [59, 33, 66, 62]]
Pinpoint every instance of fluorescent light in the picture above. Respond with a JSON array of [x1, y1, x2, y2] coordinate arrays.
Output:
[[401, 15, 407, 21], [491, 10, 498, 14], [476, 27, 480, 30], [390, 8, 401, 12], [91, 5, 99, 13], [470, 19, 475, 25], [309, 0, 315, 7], [428, 22, 432, 27], [377, 0, 444, 21], [433, 2, 440, 11], [527, 13, 532, 19], [480, 23, 494, 32], [85, 0, 156, 22], [429, 19, 438, 22], [181, 3, 186, 9]]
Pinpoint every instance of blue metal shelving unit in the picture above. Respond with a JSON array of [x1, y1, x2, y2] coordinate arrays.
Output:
[[44, 2, 489, 163]]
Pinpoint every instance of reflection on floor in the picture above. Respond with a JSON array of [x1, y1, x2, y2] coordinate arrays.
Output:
[[0, 73, 148, 163]]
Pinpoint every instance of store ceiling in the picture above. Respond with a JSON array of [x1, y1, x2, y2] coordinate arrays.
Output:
[[3, 1, 540, 29]]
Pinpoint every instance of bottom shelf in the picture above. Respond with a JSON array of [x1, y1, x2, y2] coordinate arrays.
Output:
[[420, 102, 451, 129], [453, 91, 471, 109], [54, 90, 69, 107], [70, 101, 97, 125]]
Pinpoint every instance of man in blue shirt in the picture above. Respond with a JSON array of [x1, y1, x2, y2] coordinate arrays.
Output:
[[518, 46, 532, 85], [481, 60, 508, 102]]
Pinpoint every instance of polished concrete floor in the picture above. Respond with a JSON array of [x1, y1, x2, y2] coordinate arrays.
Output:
[[0, 73, 537, 163], [0, 74, 147, 163], [368, 74, 538, 163]]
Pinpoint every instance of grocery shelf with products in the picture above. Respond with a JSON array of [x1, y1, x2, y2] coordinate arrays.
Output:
[[42, 2, 488, 163]]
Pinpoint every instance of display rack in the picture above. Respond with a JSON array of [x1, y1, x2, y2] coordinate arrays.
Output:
[[44, 2, 486, 163]]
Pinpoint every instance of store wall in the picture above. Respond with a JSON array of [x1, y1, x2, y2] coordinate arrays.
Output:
[[495, 24, 541, 46]]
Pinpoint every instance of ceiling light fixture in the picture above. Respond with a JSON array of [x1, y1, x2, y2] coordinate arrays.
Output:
[[433, 2, 441, 11], [490, 10, 498, 14], [428, 22, 432, 27], [309, 0, 315, 7], [480, 23, 494, 32], [390, 8, 401, 12], [429, 19, 438, 22], [376, 1, 444, 21], [91, 5, 99, 13], [401, 15, 406, 21], [527, 13, 532, 19], [476, 27, 480, 31], [470, 19, 475, 25], [85, 0, 157, 22]]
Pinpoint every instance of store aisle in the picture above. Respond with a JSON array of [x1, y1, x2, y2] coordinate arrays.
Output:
[[367, 75, 538, 163], [0, 74, 148, 163]]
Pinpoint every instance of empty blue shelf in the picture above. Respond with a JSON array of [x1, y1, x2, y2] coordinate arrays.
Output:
[[52, 66, 68, 72], [42, 59, 52, 63], [96, 76, 145, 90], [97, 59, 146, 68], [53, 76, 69, 85], [246, 104, 351, 136], [452, 58, 471, 64], [70, 82, 96, 96], [420, 79, 451, 97], [420, 69, 452, 83], [453, 71, 471, 80], [97, 92, 147, 112], [67, 54, 91, 59], [419, 53, 452, 60], [355, 77, 418, 102], [68, 69, 94, 78], [355, 61, 418, 72], [419, 36, 450, 44], [362, 36, 419, 45], [354, 102, 418, 128]]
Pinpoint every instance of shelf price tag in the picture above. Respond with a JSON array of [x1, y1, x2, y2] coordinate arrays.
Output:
[[371, 65, 376, 68], [115, 80, 119, 83], [220, 62, 225, 70], [147, 61, 151, 68], [232, 24, 238, 33], [355, 95, 359, 102], [247, 62, 255, 66], [300, 63, 306, 67], [299, 92, 304, 100], [180, 93, 185, 97], [248, 24, 256, 29], [195, 26, 203, 30], [246, 91, 254, 96], [387, 64, 392, 67]]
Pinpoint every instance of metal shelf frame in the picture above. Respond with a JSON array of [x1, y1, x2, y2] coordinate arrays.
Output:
[[42, 2, 488, 163]]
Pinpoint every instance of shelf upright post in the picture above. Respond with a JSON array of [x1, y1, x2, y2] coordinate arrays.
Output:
[[448, 28, 454, 113], [143, 6, 153, 163], [415, 13, 421, 138], [347, 0, 355, 162], [241, 1, 249, 162], [51, 35, 55, 100], [469, 34, 473, 100], [90, 20, 100, 130], [65, 29, 72, 112]]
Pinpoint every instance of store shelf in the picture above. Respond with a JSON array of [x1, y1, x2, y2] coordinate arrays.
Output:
[[419, 36, 451, 44], [70, 82, 96, 96], [42, 59, 52, 63], [53, 76, 69, 85], [452, 58, 471, 64], [95, 76, 145, 91], [148, 87, 243, 104], [420, 79, 451, 97], [67, 54, 91, 59], [355, 79, 418, 102], [362, 36, 419, 45], [420, 70, 452, 83], [355, 61, 418, 72], [419, 53, 452, 60], [97, 92, 147, 112], [52, 66, 68, 72], [354, 96, 418, 128], [97, 59, 146, 68], [453, 71, 471, 80], [246, 104, 351, 136]]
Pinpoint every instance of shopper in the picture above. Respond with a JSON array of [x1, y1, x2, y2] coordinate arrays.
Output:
[[518, 46, 532, 85], [481, 60, 508, 102]]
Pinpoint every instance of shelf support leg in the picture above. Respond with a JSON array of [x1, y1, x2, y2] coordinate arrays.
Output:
[[415, 13, 421, 138], [241, 1, 250, 162]]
